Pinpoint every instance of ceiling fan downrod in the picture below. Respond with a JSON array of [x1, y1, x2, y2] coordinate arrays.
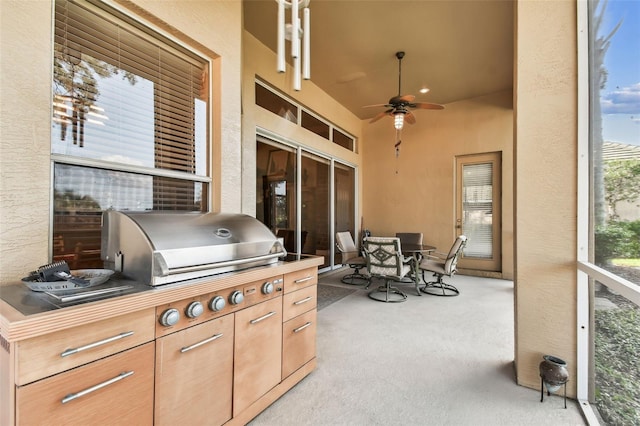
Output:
[[396, 51, 405, 96]]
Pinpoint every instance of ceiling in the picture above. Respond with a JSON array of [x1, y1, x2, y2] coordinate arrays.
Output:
[[243, 0, 514, 122]]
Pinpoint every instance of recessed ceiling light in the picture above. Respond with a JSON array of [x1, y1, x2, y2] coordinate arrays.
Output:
[[419, 87, 430, 94]]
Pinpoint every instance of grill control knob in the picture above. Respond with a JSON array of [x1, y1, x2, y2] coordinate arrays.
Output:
[[209, 296, 226, 312], [262, 281, 274, 295], [229, 290, 244, 305], [185, 301, 204, 318], [159, 308, 180, 327]]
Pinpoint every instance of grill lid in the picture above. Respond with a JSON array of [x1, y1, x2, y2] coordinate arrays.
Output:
[[101, 211, 286, 285]]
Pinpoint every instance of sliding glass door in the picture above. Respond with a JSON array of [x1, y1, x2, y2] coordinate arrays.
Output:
[[301, 153, 330, 267], [334, 163, 356, 265], [256, 140, 356, 270]]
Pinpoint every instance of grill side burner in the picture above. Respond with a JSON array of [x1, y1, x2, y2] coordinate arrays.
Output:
[[101, 211, 286, 286]]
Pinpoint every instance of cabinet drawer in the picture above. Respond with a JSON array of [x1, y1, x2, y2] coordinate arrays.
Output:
[[16, 342, 155, 426], [283, 267, 317, 293], [16, 308, 156, 385], [283, 285, 317, 322], [282, 309, 316, 379], [155, 314, 234, 426]]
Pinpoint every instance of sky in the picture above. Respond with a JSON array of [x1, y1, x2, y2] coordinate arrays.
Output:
[[600, 0, 640, 146]]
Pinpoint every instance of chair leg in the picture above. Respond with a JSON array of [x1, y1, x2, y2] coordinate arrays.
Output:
[[413, 274, 422, 296], [368, 279, 407, 303], [341, 266, 370, 286], [419, 271, 459, 297]]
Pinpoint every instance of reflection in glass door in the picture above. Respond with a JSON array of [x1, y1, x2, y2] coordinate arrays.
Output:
[[334, 164, 356, 265], [257, 142, 297, 250], [301, 153, 330, 268]]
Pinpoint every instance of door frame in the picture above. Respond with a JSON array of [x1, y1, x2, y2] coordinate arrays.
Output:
[[455, 151, 502, 272]]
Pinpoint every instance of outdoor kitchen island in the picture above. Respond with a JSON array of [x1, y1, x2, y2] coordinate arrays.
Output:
[[0, 255, 322, 425]]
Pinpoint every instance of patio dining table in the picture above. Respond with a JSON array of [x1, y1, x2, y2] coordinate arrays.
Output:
[[398, 243, 436, 295]]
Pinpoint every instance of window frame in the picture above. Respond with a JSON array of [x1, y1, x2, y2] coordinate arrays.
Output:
[[50, 0, 214, 264], [255, 79, 358, 153], [576, 1, 640, 423]]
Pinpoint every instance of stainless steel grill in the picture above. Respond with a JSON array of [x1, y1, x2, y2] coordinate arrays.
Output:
[[101, 211, 286, 286]]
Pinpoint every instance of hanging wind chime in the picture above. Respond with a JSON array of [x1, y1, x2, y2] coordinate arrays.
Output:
[[276, 0, 311, 91]]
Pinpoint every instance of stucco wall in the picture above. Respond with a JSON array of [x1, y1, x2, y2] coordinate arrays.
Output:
[[1, 1, 57, 284], [0, 0, 242, 283], [514, 0, 578, 395], [361, 91, 514, 280]]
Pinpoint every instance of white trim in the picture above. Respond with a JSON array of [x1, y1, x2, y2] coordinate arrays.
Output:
[[330, 158, 336, 267], [576, 0, 592, 409], [256, 127, 358, 169], [52, 154, 211, 183], [579, 399, 604, 425], [296, 149, 302, 253], [578, 261, 640, 306]]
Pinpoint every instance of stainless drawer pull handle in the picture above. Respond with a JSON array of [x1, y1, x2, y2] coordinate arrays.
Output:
[[180, 333, 224, 353], [250, 311, 277, 324], [293, 322, 312, 333], [61, 371, 134, 404], [294, 276, 313, 284], [61, 331, 134, 357], [293, 296, 312, 305]]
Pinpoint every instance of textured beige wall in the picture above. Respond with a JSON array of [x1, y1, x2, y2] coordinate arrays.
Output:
[[0, 1, 54, 284], [361, 91, 514, 279], [514, 0, 578, 395], [0, 0, 242, 283]]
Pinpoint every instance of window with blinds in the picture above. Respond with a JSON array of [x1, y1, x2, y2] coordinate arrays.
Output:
[[461, 162, 494, 259], [51, 0, 210, 268]]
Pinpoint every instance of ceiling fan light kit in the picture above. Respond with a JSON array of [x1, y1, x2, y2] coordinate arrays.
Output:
[[276, 0, 311, 91], [364, 51, 444, 130], [394, 111, 405, 130]]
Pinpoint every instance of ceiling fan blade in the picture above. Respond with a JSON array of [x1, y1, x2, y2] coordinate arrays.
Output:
[[410, 102, 445, 110], [363, 103, 393, 109], [404, 111, 416, 125], [363, 52, 445, 119], [369, 110, 392, 123]]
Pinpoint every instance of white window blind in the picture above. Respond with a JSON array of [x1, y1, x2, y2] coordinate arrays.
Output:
[[462, 162, 493, 258], [53, 0, 208, 176]]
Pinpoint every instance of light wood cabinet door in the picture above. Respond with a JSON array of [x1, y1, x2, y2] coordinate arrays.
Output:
[[155, 313, 234, 426], [282, 309, 316, 378], [16, 342, 154, 426], [233, 296, 282, 416]]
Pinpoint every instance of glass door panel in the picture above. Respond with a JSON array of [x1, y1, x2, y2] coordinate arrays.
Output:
[[256, 142, 297, 251], [301, 153, 330, 268], [334, 163, 356, 265]]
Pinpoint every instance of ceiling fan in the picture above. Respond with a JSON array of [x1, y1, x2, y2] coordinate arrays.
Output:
[[364, 51, 444, 129]]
